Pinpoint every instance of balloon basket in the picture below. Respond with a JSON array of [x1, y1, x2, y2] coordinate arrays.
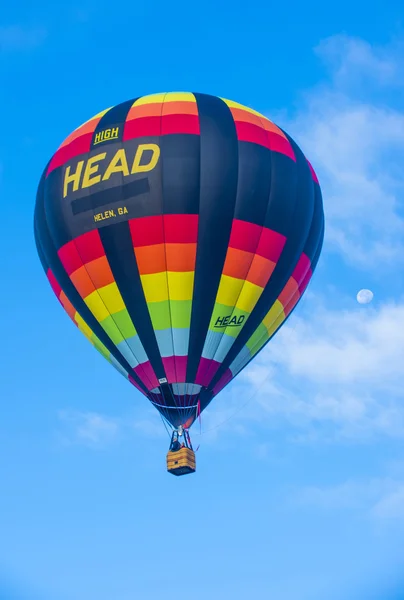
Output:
[[166, 447, 196, 476]]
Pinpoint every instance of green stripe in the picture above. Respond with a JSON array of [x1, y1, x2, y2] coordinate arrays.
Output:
[[148, 300, 192, 330], [246, 323, 268, 352]]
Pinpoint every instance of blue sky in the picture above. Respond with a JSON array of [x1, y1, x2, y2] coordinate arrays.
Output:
[[1, 1, 404, 598]]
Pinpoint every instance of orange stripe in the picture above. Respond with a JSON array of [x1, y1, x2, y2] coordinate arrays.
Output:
[[166, 243, 197, 271], [85, 256, 115, 289], [70, 266, 95, 298], [162, 101, 198, 116], [284, 289, 300, 316], [246, 254, 276, 287], [135, 244, 166, 275], [260, 117, 288, 139], [60, 291, 77, 320], [126, 103, 163, 120], [230, 107, 264, 128], [59, 117, 101, 148], [223, 247, 253, 280], [278, 277, 299, 308]]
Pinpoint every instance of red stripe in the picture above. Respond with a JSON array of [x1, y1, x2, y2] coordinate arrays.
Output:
[[268, 132, 296, 161], [228, 220, 262, 253], [235, 121, 269, 148], [46, 133, 93, 176], [284, 291, 300, 317], [123, 116, 161, 141], [129, 215, 199, 246], [164, 214, 198, 243], [58, 240, 82, 275], [161, 114, 200, 135], [235, 121, 296, 160], [255, 228, 286, 262], [124, 114, 201, 141], [129, 216, 164, 247], [74, 230, 105, 264], [292, 253, 311, 285], [46, 269, 62, 297]]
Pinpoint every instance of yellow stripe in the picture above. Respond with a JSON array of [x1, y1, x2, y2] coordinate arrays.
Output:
[[235, 280, 263, 313], [216, 275, 244, 307], [75, 313, 93, 339], [221, 97, 265, 118], [132, 93, 166, 106], [74, 108, 112, 131], [262, 300, 285, 332], [84, 291, 110, 322], [164, 92, 196, 102], [141, 272, 169, 303], [267, 312, 286, 339], [97, 282, 125, 314], [167, 272, 194, 301]]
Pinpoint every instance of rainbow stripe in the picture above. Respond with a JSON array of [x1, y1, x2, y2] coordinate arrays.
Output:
[[45, 268, 135, 384], [46, 108, 111, 176], [129, 214, 198, 384], [124, 92, 200, 140], [195, 219, 286, 387], [44, 93, 298, 179], [57, 230, 158, 391], [212, 252, 313, 395], [221, 98, 295, 161]]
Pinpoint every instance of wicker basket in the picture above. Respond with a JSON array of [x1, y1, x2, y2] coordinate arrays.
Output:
[[166, 447, 196, 476]]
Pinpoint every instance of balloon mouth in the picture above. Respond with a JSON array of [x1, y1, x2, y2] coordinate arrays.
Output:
[[148, 382, 206, 429]]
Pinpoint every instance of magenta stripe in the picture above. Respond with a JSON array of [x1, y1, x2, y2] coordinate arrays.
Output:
[[212, 369, 233, 395], [195, 358, 221, 387], [133, 362, 159, 390]]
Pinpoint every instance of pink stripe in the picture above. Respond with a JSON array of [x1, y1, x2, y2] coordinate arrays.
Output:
[[58, 240, 82, 276], [292, 253, 311, 285], [299, 268, 313, 294], [46, 269, 62, 297], [256, 228, 286, 262], [306, 159, 319, 184], [175, 356, 187, 382], [229, 219, 262, 253], [162, 356, 188, 383], [195, 358, 221, 387], [133, 362, 159, 390], [129, 375, 146, 395]]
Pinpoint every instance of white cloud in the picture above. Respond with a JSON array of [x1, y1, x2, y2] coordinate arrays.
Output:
[[315, 34, 400, 87], [276, 35, 404, 269], [0, 25, 47, 52], [57, 410, 120, 448], [56, 407, 167, 448], [266, 301, 404, 386], [297, 476, 404, 521], [238, 297, 404, 442], [233, 35, 404, 446]]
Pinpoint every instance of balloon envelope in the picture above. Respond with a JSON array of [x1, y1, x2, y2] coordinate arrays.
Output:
[[34, 92, 324, 428]]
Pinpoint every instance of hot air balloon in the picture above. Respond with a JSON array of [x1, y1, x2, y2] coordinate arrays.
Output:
[[34, 92, 324, 476]]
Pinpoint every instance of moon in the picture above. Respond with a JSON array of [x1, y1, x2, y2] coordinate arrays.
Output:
[[356, 289, 374, 304]]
